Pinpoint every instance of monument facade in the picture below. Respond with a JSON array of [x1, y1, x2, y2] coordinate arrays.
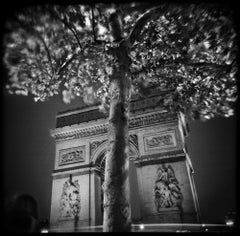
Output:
[[49, 93, 201, 231]]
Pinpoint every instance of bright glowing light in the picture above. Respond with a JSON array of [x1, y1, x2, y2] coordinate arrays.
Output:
[[226, 220, 234, 226], [139, 224, 145, 230], [41, 229, 48, 233], [202, 224, 206, 227]]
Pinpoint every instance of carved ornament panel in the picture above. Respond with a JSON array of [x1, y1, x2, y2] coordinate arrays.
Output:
[[144, 131, 177, 152], [59, 146, 85, 166]]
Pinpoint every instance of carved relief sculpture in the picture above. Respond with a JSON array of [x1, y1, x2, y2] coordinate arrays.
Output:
[[59, 146, 85, 165], [90, 140, 107, 158], [129, 134, 138, 157], [59, 175, 81, 219], [129, 134, 138, 149], [154, 164, 183, 211], [144, 131, 177, 152]]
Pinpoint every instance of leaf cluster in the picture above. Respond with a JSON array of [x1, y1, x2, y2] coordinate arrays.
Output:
[[3, 3, 238, 120], [129, 3, 238, 120]]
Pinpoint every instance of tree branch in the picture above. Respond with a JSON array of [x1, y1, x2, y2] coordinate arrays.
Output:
[[35, 57, 53, 78], [185, 62, 232, 71], [118, 2, 160, 15], [109, 10, 124, 42], [126, 3, 210, 48], [12, 16, 55, 75], [61, 17, 83, 52], [57, 53, 78, 76], [162, 58, 233, 71], [131, 66, 187, 80], [37, 35, 54, 73], [131, 60, 232, 78], [91, 4, 97, 42], [126, 4, 168, 47], [56, 50, 100, 77], [46, 6, 83, 52], [126, 2, 227, 48]]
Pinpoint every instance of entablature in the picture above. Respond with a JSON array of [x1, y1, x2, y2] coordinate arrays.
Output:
[[55, 92, 171, 128], [50, 110, 178, 142]]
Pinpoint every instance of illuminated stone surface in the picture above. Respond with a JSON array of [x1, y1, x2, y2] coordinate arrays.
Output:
[[49, 95, 200, 231]]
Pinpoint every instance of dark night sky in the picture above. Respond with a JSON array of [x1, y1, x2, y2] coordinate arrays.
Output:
[[3, 91, 237, 223]]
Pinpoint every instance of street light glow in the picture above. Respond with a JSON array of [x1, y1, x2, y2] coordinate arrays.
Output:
[[226, 220, 234, 226], [140, 224, 145, 230]]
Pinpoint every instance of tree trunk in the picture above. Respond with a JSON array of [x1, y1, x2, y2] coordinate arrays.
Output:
[[103, 25, 132, 231]]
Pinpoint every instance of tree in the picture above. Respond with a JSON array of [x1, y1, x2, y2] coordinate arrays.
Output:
[[3, 2, 237, 232]]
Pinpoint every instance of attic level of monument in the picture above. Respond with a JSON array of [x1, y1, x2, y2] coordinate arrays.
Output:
[[55, 89, 175, 128], [51, 94, 189, 143]]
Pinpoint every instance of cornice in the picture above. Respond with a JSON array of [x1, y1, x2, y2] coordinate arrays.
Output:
[[55, 93, 171, 128], [50, 111, 178, 142], [134, 153, 186, 167], [51, 123, 108, 142]]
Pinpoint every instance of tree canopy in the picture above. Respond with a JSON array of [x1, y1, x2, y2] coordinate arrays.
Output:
[[3, 2, 238, 120]]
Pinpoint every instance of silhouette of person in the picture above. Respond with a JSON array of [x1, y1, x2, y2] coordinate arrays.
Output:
[[4, 193, 39, 233]]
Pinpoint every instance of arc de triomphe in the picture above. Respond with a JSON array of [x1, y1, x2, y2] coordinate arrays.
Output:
[[49, 92, 201, 231]]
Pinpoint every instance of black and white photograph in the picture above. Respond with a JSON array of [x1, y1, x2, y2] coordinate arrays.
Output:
[[2, 0, 238, 233]]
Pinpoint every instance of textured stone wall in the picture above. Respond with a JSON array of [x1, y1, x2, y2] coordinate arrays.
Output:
[[132, 118, 198, 223], [50, 171, 90, 228], [50, 107, 199, 231], [135, 160, 197, 223]]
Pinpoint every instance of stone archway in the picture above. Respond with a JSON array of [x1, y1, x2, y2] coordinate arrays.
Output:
[[95, 152, 106, 220], [92, 141, 140, 224], [91, 145, 107, 224]]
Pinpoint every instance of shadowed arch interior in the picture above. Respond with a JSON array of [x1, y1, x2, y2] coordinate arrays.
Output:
[[93, 142, 140, 224]]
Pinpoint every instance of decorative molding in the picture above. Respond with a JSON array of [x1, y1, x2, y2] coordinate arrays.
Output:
[[51, 112, 178, 142], [143, 131, 177, 153], [53, 124, 108, 142], [59, 146, 85, 166], [53, 170, 97, 181], [129, 134, 138, 149], [134, 153, 185, 167], [52, 167, 95, 179], [110, 88, 120, 100], [129, 134, 139, 157], [90, 139, 107, 158], [56, 109, 106, 128], [130, 95, 162, 111], [129, 147, 136, 157], [55, 94, 168, 128], [129, 112, 177, 129]]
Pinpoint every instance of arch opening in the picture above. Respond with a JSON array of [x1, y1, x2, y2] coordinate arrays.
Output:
[[93, 143, 140, 224]]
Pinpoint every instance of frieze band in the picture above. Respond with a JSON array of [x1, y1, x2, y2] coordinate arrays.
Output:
[[52, 112, 177, 142], [56, 94, 168, 128]]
